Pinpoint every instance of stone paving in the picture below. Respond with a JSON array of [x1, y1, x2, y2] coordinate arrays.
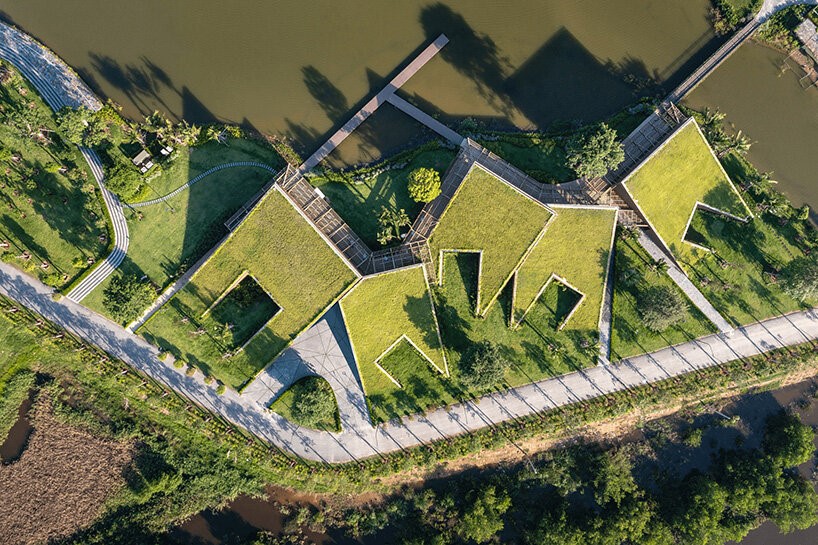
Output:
[[242, 305, 371, 432]]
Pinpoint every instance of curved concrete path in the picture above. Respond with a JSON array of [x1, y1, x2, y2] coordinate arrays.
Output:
[[2, 260, 817, 463], [0, 21, 129, 304], [128, 161, 278, 208]]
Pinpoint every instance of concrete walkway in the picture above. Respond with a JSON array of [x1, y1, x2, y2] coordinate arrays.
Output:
[[3, 260, 818, 463], [298, 34, 449, 173], [129, 161, 278, 208], [0, 21, 130, 304], [242, 305, 371, 432], [638, 231, 733, 334]]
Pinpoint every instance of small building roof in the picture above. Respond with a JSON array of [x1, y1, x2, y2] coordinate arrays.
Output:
[[131, 149, 152, 166]]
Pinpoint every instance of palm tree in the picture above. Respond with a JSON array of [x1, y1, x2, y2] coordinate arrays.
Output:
[[717, 130, 751, 158], [701, 108, 726, 138], [648, 257, 669, 275]]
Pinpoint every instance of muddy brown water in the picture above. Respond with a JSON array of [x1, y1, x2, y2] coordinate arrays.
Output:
[[686, 41, 818, 218], [0, 0, 719, 165], [0, 389, 34, 464]]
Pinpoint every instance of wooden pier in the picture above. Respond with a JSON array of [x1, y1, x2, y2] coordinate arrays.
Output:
[[298, 34, 450, 173]]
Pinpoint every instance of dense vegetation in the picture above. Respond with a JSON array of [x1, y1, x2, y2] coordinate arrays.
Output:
[[268, 375, 340, 431], [258, 410, 818, 545]]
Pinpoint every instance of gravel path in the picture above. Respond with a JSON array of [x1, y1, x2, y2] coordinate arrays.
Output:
[[128, 161, 278, 208]]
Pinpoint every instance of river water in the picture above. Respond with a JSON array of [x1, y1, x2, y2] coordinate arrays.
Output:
[[686, 41, 818, 215], [0, 0, 719, 165]]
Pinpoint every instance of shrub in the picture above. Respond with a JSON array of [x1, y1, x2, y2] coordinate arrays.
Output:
[[780, 255, 818, 301], [565, 123, 624, 179], [185, 365, 196, 377], [407, 167, 441, 203], [292, 378, 336, 428], [216, 384, 226, 395], [104, 163, 143, 201], [102, 273, 156, 324], [637, 286, 688, 332], [460, 341, 510, 390]]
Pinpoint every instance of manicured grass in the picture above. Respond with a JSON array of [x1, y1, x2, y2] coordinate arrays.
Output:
[[537, 281, 583, 330], [610, 236, 717, 360], [513, 206, 617, 331], [311, 147, 456, 248], [683, 210, 813, 326], [623, 120, 750, 258], [429, 166, 552, 315], [140, 188, 358, 389], [339, 265, 447, 422], [268, 376, 340, 432], [0, 61, 109, 288], [82, 138, 282, 317], [478, 135, 573, 184], [367, 339, 457, 424], [436, 253, 598, 391]]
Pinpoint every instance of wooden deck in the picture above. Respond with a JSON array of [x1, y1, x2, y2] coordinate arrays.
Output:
[[298, 34, 449, 173], [277, 166, 372, 273], [385, 94, 464, 145]]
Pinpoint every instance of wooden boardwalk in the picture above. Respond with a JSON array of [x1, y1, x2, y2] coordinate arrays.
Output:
[[277, 166, 372, 272], [667, 18, 761, 103], [298, 34, 449, 173], [386, 94, 464, 145]]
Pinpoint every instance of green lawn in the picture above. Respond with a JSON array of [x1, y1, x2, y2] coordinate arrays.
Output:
[[0, 61, 109, 289], [429, 166, 552, 315], [82, 138, 282, 319], [682, 210, 813, 326], [623, 120, 750, 259], [310, 147, 456, 248], [366, 339, 458, 424], [478, 135, 573, 184], [513, 206, 617, 331], [437, 253, 598, 391], [268, 376, 340, 432], [610, 236, 717, 360], [339, 265, 447, 422], [139, 188, 358, 390]]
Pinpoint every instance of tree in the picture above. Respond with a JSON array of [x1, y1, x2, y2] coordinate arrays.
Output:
[[376, 206, 411, 246], [56, 106, 106, 147], [292, 378, 337, 428], [460, 341, 510, 390], [565, 123, 624, 179], [763, 411, 815, 468], [638, 286, 688, 332], [105, 163, 143, 201], [407, 167, 441, 203], [455, 485, 511, 544], [102, 274, 156, 324], [593, 449, 637, 506], [780, 255, 818, 301]]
